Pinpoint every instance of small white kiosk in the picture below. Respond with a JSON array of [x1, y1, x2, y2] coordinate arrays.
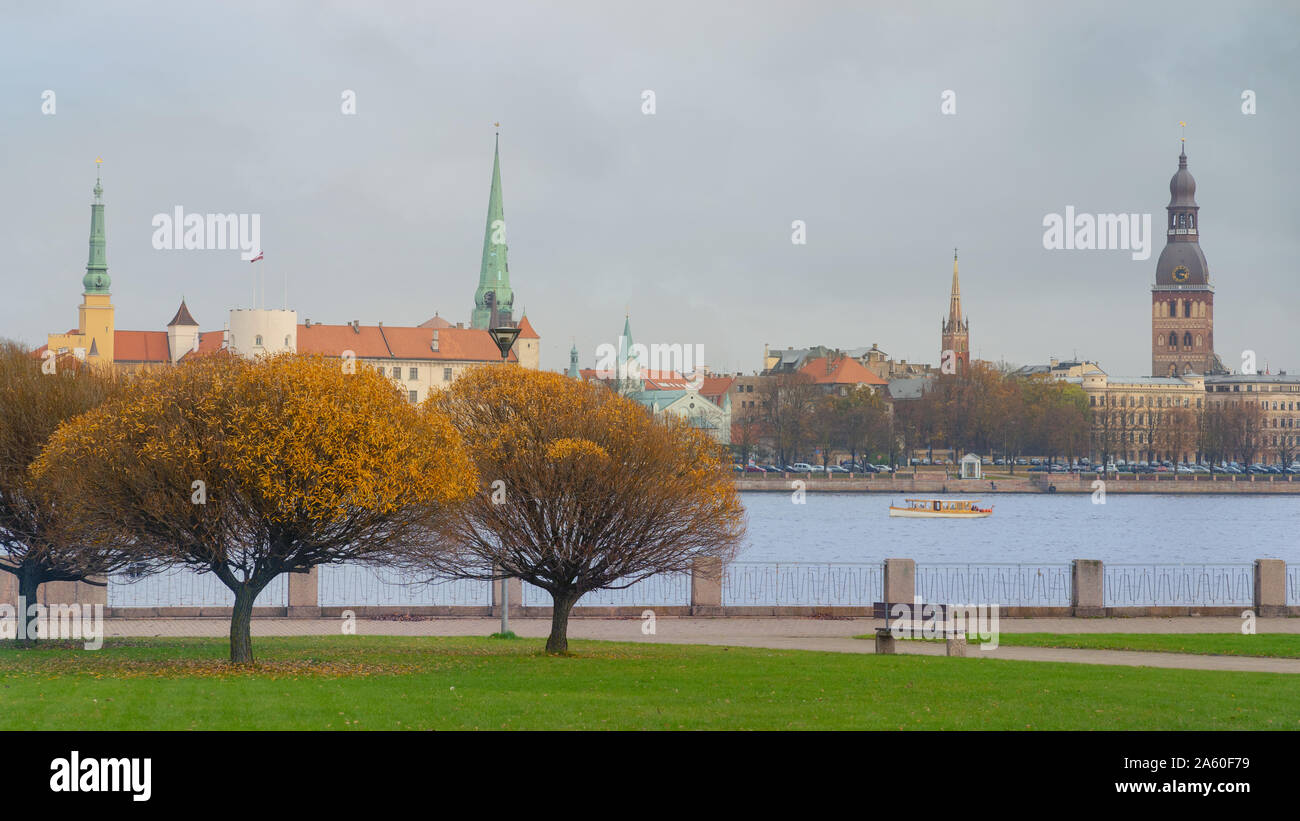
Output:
[[959, 453, 983, 479]]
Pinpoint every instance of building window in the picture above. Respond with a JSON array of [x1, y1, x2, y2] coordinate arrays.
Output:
[[1184, 302, 1191, 318], [392, 366, 401, 379], [255, 335, 263, 346], [1183, 332, 1192, 347], [409, 367, 418, 380], [409, 390, 418, 404], [1168, 332, 1177, 348], [443, 367, 452, 381]]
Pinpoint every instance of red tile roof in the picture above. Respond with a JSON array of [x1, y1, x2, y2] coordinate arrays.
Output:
[[798, 356, 888, 386], [114, 330, 171, 363], [178, 331, 227, 361], [517, 315, 539, 339], [699, 375, 735, 403], [296, 323, 517, 363]]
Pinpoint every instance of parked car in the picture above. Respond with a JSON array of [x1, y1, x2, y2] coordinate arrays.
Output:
[[827, 465, 849, 474], [743, 465, 766, 473], [789, 463, 813, 473]]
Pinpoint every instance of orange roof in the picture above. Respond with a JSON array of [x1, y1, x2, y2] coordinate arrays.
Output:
[[699, 375, 735, 402], [114, 330, 171, 363], [178, 331, 227, 361], [296, 323, 517, 363], [418, 315, 453, 329], [517, 315, 539, 339], [798, 356, 888, 386]]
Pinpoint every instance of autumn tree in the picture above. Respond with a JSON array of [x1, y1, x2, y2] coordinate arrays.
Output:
[[808, 395, 841, 468], [413, 365, 745, 653], [34, 352, 475, 663], [837, 386, 889, 467], [0, 342, 134, 638], [730, 405, 762, 465], [758, 372, 817, 465]]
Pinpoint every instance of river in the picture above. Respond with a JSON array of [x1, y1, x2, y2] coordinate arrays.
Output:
[[735, 492, 1300, 564]]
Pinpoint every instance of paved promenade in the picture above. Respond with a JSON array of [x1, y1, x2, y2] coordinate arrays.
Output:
[[102, 616, 1300, 674]]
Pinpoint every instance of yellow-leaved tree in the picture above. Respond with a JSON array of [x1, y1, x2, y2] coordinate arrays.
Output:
[[412, 365, 746, 652], [0, 341, 131, 640], [34, 352, 477, 663]]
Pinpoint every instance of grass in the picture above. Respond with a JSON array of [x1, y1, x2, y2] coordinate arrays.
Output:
[[0, 636, 1297, 730], [852, 631, 1300, 659], [992, 632, 1300, 659]]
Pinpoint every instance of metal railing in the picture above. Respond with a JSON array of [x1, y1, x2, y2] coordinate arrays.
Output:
[[103, 560, 1283, 610], [107, 567, 289, 608], [521, 573, 690, 607], [722, 562, 882, 606], [318, 564, 491, 607], [916, 564, 1072, 607], [1103, 564, 1253, 607]]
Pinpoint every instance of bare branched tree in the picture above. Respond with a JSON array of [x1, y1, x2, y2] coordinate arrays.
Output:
[[411, 366, 746, 653]]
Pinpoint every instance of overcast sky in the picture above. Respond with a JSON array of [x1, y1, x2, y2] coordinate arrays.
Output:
[[2, 0, 1296, 376]]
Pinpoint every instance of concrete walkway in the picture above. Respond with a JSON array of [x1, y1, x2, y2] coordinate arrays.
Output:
[[101, 616, 1300, 674]]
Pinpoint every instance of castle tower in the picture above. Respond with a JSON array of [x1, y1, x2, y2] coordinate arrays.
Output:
[[1151, 143, 1223, 376], [166, 299, 200, 363], [940, 249, 969, 375], [470, 134, 514, 329]]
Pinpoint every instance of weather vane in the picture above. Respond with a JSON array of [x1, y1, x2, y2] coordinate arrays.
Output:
[[1179, 120, 1187, 144]]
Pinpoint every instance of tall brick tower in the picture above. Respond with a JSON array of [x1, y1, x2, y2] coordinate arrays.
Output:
[[1151, 143, 1225, 376], [940, 249, 969, 375]]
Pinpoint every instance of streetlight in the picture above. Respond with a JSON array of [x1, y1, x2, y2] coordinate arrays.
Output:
[[487, 322, 521, 635], [488, 325, 521, 362]]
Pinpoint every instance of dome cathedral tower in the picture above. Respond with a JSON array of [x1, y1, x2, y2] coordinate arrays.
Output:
[[1151, 141, 1224, 377]]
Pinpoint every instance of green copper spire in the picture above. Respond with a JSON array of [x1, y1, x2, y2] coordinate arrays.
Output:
[[83, 161, 110, 294], [471, 134, 514, 329], [567, 341, 580, 379]]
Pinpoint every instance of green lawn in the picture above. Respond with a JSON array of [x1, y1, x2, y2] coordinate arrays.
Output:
[[991, 632, 1300, 659], [853, 631, 1300, 659], [0, 636, 1296, 730]]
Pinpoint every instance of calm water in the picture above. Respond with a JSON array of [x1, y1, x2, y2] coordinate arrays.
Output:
[[736, 492, 1300, 564]]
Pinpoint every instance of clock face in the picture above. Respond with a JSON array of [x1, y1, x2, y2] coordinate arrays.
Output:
[[1172, 265, 1189, 283]]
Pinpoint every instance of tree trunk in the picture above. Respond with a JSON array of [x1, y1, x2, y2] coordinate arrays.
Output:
[[229, 585, 257, 664], [546, 591, 578, 653], [16, 568, 40, 646]]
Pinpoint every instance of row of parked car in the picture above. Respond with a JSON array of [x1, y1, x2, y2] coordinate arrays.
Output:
[[1036, 460, 1300, 475], [1104, 461, 1300, 475], [734, 462, 897, 474]]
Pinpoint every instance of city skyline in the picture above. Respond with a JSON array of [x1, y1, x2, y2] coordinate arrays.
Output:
[[2, 1, 1297, 377]]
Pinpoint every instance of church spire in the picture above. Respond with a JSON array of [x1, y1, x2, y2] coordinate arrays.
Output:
[[83, 158, 110, 294], [940, 248, 970, 376], [471, 132, 514, 329], [947, 248, 962, 327]]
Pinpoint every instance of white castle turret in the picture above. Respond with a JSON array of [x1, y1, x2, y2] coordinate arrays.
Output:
[[228, 308, 297, 358]]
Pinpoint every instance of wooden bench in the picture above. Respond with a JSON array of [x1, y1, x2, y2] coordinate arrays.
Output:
[[872, 601, 967, 657]]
